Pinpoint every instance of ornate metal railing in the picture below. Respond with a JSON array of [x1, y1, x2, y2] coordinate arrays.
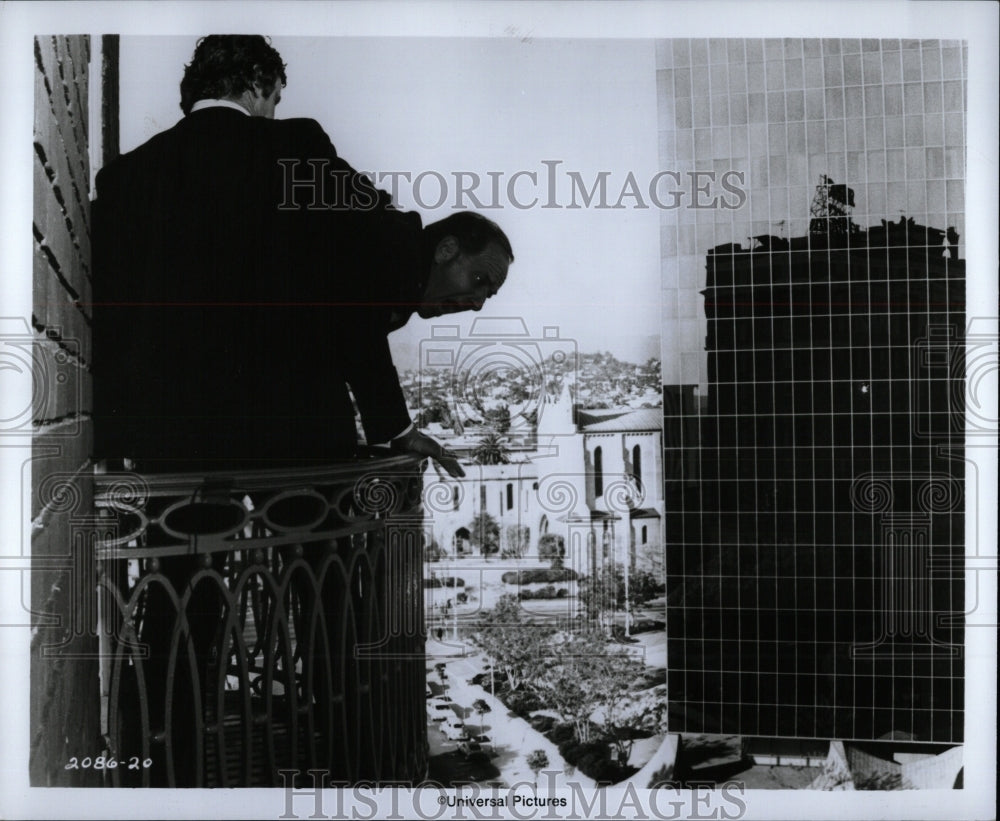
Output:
[[93, 454, 427, 787]]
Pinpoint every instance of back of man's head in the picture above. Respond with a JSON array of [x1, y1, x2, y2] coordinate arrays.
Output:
[[424, 212, 515, 263], [180, 35, 287, 115]]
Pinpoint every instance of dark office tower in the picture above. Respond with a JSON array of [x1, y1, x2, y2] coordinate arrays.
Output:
[[666, 179, 965, 743]]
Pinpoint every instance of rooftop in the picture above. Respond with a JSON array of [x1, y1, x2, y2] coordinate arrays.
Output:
[[578, 407, 662, 432]]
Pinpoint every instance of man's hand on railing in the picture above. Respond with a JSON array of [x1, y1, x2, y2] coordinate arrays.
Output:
[[390, 427, 466, 478]]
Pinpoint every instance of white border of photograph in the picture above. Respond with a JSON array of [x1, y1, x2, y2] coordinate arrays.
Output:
[[1, 2, 995, 820]]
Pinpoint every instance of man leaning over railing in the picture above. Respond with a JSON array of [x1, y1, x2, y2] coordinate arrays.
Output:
[[93, 34, 513, 478], [90, 34, 514, 784]]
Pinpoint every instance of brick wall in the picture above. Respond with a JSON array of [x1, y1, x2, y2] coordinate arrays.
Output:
[[30, 34, 100, 786]]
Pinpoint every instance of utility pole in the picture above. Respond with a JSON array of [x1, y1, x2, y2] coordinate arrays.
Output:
[[623, 536, 631, 639], [621, 522, 633, 638]]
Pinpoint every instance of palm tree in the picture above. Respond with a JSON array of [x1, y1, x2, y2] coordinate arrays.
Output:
[[525, 749, 549, 787], [468, 512, 501, 561], [472, 698, 491, 733], [472, 431, 511, 465]]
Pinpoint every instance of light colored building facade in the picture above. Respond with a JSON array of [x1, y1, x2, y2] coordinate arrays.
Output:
[[424, 388, 665, 583], [423, 459, 539, 557]]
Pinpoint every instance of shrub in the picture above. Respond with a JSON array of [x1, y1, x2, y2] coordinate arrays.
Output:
[[518, 584, 562, 600], [529, 714, 556, 733], [547, 722, 576, 746], [501, 568, 578, 585], [557, 739, 603, 766], [630, 618, 665, 635], [575, 747, 608, 777], [584, 755, 635, 784], [557, 739, 581, 762], [553, 738, 635, 784], [470, 671, 504, 690], [423, 576, 466, 589], [505, 690, 542, 717], [537, 533, 565, 564]]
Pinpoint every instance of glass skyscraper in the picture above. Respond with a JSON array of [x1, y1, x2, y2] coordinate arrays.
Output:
[[660, 39, 966, 744]]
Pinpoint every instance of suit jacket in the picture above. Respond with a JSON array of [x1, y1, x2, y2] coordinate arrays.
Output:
[[92, 107, 426, 470]]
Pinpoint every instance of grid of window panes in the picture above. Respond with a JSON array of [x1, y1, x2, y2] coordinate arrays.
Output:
[[659, 39, 965, 743]]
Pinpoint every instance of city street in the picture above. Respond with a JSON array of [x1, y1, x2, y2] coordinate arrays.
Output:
[[422, 555, 668, 787], [424, 638, 598, 789]]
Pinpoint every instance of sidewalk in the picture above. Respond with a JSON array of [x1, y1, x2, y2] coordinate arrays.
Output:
[[426, 638, 596, 790]]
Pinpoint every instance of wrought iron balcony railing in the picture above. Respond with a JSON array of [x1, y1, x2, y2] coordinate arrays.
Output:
[[93, 453, 427, 787]]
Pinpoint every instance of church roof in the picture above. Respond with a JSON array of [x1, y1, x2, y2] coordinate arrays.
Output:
[[629, 507, 661, 519], [578, 407, 661, 432]]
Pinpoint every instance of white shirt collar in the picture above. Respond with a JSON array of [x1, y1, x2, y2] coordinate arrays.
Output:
[[190, 99, 251, 116]]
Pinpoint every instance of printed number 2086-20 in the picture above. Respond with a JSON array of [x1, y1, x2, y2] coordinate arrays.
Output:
[[65, 756, 153, 770]]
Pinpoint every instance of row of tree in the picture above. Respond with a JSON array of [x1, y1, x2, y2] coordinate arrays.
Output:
[[440, 513, 663, 630], [462, 512, 530, 559], [423, 517, 545, 561], [474, 595, 665, 764]]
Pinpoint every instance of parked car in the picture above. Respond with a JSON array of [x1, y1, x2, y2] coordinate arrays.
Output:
[[427, 699, 455, 722], [457, 740, 489, 760], [441, 719, 468, 741], [470, 734, 493, 751]]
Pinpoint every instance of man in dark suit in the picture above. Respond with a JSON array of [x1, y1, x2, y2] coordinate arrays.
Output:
[[93, 34, 513, 476], [91, 35, 513, 784]]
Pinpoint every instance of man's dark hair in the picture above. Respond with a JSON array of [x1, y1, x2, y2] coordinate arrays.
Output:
[[180, 35, 287, 115], [424, 212, 514, 262]]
